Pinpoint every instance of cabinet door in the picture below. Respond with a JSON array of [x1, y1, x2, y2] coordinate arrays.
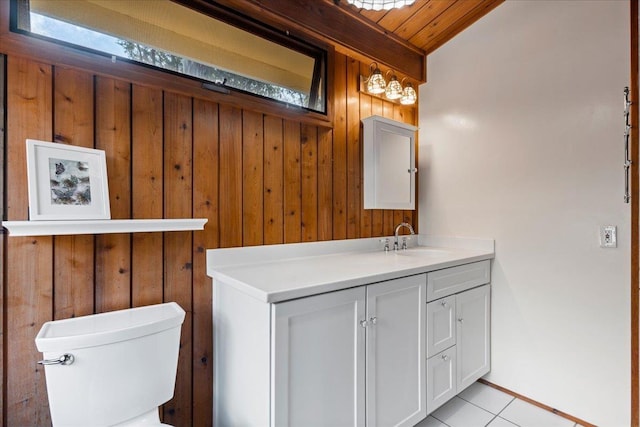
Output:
[[426, 346, 457, 414], [427, 295, 456, 358], [456, 284, 491, 391], [272, 287, 366, 427], [363, 115, 417, 210], [366, 274, 426, 427]]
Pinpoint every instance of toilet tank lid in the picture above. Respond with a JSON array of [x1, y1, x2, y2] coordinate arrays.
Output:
[[35, 302, 186, 352]]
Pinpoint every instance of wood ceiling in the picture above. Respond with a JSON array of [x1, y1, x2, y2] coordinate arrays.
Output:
[[336, 0, 504, 56], [212, 0, 504, 82]]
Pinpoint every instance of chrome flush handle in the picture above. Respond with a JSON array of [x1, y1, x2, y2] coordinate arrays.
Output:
[[37, 353, 75, 366]]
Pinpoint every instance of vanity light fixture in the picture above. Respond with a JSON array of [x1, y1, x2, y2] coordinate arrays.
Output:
[[400, 81, 417, 105], [366, 62, 386, 94], [362, 69, 417, 105], [346, 0, 415, 11], [385, 71, 403, 100]]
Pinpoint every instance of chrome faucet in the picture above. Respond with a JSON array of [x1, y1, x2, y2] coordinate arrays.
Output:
[[394, 222, 415, 251]]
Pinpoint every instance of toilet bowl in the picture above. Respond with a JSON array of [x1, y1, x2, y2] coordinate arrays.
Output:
[[35, 302, 186, 427]]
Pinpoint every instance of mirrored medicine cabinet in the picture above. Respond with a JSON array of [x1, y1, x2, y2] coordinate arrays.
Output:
[[362, 115, 417, 210]]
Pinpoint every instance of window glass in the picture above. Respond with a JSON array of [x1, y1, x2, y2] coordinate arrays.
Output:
[[12, 0, 326, 113]]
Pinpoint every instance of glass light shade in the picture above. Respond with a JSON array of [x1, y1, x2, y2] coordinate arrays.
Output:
[[400, 83, 417, 105], [347, 0, 415, 11], [385, 76, 403, 100], [367, 68, 386, 94]]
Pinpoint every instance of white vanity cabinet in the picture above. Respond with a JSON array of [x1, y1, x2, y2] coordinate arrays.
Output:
[[209, 238, 494, 427], [272, 286, 366, 426], [215, 273, 426, 427], [425, 261, 491, 414], [364, 275, 426, 427], [456, 284, 491, 391]]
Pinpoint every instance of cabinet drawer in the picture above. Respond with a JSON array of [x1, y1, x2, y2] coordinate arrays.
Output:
[[427, 260, 490, 302], [426, 295, 456, 358], [426, 346, 456, 414]]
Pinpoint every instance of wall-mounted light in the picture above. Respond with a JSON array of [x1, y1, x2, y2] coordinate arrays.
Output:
[[400, 81, 417, 105], [361, 65, 417, 105], [346, 0, 415, 11], [385, 71, 403, 100], [366, 63, 386, 94]]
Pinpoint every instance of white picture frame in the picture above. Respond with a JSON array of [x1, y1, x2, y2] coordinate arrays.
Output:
[[26, 139, 111, 221]]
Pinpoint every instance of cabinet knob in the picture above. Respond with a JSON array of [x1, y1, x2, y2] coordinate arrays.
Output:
[[458, 318, 464, 323], [360, 320, 368, 328], [442, 354, 449, 361], [441, 300, 448, 307], [369, 316, 377, 325]]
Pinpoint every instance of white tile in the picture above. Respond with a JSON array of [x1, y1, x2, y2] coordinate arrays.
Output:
[[414, 415, 449, 427], [500, 399, 575, 427], [488, 417, 519, 427], [432, 397, 495, 427], [458, 382, 515, 415]]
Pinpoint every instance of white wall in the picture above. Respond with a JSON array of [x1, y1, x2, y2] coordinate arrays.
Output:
[[419, 1, 630, 425]]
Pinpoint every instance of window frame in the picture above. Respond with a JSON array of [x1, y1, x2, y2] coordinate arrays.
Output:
[[8, 0, 330, 117]]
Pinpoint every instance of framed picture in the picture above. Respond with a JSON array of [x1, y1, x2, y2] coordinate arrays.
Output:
[[26, 139, 111, 220]]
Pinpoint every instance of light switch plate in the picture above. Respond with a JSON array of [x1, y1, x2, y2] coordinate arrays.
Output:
[[600, 225, 617, 248]]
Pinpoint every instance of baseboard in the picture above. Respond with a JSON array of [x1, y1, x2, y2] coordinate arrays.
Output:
[[478, 379, 595, 427]]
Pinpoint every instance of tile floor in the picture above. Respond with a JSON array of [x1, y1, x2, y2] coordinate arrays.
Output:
[[415, 382, 582, 427]]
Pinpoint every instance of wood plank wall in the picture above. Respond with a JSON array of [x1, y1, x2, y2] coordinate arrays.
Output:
[[1, 52, 417, 426]]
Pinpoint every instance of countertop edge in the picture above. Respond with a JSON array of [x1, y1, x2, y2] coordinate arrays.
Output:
[[208, 239, 494, 304], [262, 252, 493, 303]]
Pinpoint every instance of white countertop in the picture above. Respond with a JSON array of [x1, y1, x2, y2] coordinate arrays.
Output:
[[207, 235, 494, 303]]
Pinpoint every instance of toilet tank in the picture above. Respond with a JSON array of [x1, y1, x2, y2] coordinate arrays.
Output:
[[35, 302, 186, 427]]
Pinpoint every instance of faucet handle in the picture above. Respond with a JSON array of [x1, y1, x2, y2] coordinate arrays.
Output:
[[380, 238, 390, 252], [402, 237, 408, 250]]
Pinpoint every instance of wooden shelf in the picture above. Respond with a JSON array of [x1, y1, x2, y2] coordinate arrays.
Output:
[[2, 218, 208, 237]]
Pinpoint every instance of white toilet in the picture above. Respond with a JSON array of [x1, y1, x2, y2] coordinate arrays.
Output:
[[35, 302, 186, 427]]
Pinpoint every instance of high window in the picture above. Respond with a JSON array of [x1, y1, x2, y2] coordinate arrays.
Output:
[[11, 0, 327, 114]]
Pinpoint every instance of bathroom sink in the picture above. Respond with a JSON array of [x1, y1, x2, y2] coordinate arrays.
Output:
[[393, 247, 452, 257]]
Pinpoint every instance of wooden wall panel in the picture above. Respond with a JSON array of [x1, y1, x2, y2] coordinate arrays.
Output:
[[131, 84, 164, 307], [333, 53, 348, 240], [1, 51, 417, 426], [346, 57, 361, 238], [359, 62, 373, 239], [317, 126, 333, 241], [242, 110, 265, 246], [0, 53, 5, 424], [192, 98, 218, 425], [301, 124, 318, 242], [95, 77, 132, 313], [218, 105, 243, 248], [5, 56, 53, 427], [52, 67, 95, 321], [162, 92, 194, 426], [284, 120, 302, 243], [264, 116, 284, 245]]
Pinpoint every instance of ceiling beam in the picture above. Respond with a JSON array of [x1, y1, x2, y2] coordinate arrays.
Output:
[[207, 0, 426, 82]]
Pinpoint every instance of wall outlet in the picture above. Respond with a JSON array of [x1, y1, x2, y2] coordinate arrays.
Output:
[[599, 225, 617, 248]]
